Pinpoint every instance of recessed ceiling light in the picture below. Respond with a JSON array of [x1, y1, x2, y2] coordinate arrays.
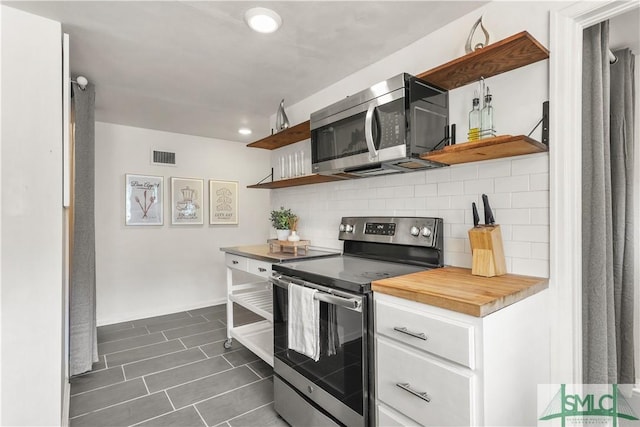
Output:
[[244, 7, 282, 34], [238, 128, 252, 135]]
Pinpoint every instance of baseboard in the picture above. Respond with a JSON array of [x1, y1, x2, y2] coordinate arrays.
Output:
[[97, 298, 227, 327], [61, 380, 70, 427]]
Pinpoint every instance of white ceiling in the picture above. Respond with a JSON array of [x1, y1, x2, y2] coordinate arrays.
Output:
[[4, 1, 485, 142]]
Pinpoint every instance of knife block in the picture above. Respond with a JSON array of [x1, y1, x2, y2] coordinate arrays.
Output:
[[468, 225, 507, 277]]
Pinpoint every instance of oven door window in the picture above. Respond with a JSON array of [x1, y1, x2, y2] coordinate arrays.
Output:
[[273, 284, 365, 416]]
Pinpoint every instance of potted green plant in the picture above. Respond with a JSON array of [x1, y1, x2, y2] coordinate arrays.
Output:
[[270, 207, 296, 241]]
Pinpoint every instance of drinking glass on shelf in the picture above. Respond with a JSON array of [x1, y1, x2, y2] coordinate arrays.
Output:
[[298, 150, 305, 176], [288, 154, 294, 178], [280, 155, 287, 179], [294, 152, 300, 177]]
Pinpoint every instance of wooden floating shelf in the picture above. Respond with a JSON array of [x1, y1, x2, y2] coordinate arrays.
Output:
[[417, 31, 549, 90], [247, 173, 347, 189], [420, 135, 548, 165], [247, 120, 310, 150]]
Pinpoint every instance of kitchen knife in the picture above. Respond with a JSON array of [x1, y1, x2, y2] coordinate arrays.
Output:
[[482, 194, 495, 225], [472, 202, 480, 227]]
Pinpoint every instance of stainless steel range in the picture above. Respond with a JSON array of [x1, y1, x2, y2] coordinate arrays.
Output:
[[270, 216, 444, 426]]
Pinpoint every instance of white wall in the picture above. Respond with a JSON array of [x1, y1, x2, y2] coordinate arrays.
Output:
[[270, 1, 565, 278], [95, 122, 271, 325], [1, 5, 64, 425]]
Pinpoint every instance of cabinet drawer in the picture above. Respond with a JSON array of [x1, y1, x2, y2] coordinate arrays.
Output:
[[375, 298, 474, 368], [376, 337, 474, 426], [247, 259, 272, 278], [376, 403, 419, 426], [225, 253, 247, 271]]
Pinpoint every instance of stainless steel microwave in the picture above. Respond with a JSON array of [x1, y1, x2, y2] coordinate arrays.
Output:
[[310, 73, 449, 177]]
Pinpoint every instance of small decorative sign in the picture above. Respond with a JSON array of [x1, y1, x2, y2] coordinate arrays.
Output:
[[125, 174, 164, 226], [209, 180, 238, 225], [171, 177, 204, 225]]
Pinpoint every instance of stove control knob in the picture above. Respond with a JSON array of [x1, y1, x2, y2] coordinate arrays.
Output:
[[339, 224, 346, 232], [410, 226, 420, 236], [421, 227, 432, 238], [344, 224, 354, 233]]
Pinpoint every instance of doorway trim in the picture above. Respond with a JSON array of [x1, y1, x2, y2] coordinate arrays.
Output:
[[549, 0, 639, 384]]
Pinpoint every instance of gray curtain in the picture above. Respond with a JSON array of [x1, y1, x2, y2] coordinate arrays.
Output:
[[582, 21, 635, 384], [69, 83, 98, 376]]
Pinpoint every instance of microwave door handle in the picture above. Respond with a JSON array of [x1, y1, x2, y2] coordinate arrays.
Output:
[[365, 104, 378, 160]]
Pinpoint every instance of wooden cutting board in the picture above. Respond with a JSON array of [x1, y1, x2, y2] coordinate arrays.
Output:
[[372, 266, 548, 317]]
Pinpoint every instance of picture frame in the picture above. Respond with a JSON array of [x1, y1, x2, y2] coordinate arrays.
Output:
[[170, 177, 204, 225], [125, 174, 164, 226], [209, 180, 238, 225]]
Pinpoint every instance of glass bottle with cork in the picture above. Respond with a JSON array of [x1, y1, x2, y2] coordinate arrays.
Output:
[[468, 91, 481, 141]]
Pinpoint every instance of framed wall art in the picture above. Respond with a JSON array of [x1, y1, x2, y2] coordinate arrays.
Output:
[[209, 180, 238, 225], [171, 177, 204, 225], [125, 174, 164, 226]]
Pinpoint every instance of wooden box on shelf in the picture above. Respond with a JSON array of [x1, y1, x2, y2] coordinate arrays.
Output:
[[268, 239, 311, 256]]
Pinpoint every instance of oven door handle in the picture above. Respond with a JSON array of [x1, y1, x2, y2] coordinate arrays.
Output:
[[270, 275, 362, 313]]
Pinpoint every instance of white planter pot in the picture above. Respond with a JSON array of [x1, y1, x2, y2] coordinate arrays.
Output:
[[276, 229, 291, 241]]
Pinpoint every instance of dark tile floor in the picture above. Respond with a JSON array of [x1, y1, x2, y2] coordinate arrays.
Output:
[[70, 304, 289, 427]]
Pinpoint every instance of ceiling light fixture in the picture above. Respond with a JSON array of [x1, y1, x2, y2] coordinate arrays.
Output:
[[238, 128, 252, 135], [244, 7, 282, 34]]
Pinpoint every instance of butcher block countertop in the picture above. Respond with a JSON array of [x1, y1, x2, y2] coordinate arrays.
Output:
[[372, 266, 548, 317], [220, 244, 340, 263]]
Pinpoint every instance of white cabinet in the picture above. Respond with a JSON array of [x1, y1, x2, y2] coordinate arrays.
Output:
[[374, 290, 548, 426], [224, 253, 273, 366]]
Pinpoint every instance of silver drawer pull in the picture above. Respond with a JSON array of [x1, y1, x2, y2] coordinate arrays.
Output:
[[258, 267, 267, 272], [232, 260, 239, 265], [393, 326, 427, 341], [396, 383, 431, 403]]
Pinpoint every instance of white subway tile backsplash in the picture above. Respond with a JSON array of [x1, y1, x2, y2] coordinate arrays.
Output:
[[376, 185, 414, 199], [450, 195, 481, 209], [450, 164, 479, 181], [478, 161, 512, 178], [385, 197, 426, 210], [425, 167, 451, 183], [493, 208, 530, 225], [512, 190, 549, 208], [530, 208, 550, 225], [385, 171, 426, 187], [499, 224, 513, 240], [511, 258, 549, 277], [445, 238, 467, 253], [437, 181, 464, 196], [463, 178, 494, 195], [481, 193, 511, 209], [368, 199, 386, 210], [437, 209, 465, 224], [503, 241, 532, 259], [512, 225, 549, 243], [531, 242, 550, 260], [530, 173, 549, 190], [450, 224, 470, 239], [273, 152, 551, 277], [415, 183, 438, 197], [445, 252, 472, 268], [495, 175, 529, 193], [426, 196, 451, 210], [511, 153, 549, 175]]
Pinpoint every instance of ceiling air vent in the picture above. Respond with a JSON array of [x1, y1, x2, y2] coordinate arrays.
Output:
[[151, 150, 176, 166]]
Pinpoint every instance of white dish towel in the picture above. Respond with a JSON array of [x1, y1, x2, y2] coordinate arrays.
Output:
[[287, 283, 320, 362]]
